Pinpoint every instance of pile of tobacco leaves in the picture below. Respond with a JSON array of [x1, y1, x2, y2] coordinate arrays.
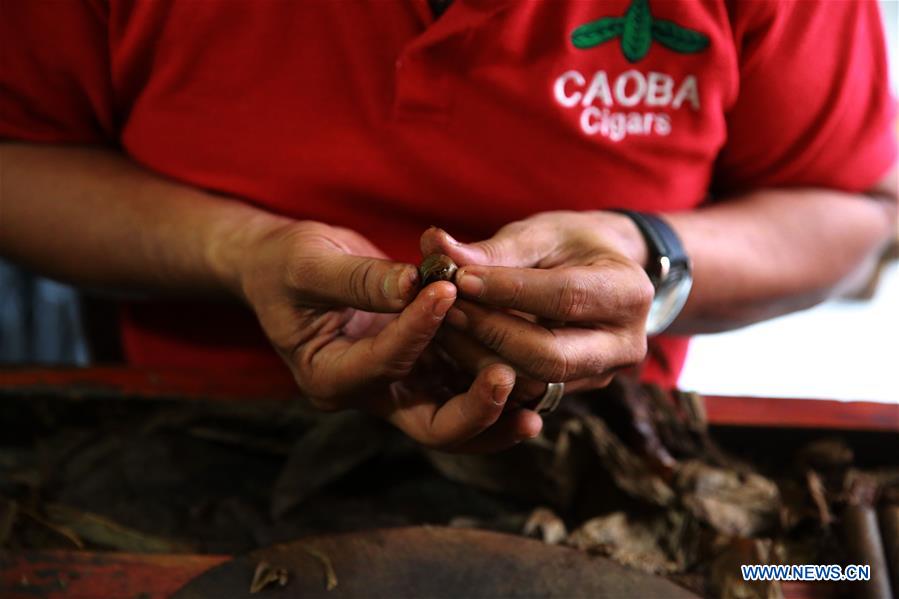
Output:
[[1, 378, 897, 598]]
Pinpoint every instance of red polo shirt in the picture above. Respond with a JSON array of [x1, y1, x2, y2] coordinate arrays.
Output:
[[2, 0, 895, 388]]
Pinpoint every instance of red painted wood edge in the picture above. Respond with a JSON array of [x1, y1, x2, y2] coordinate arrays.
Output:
[[702, 394, 899, 432], [0, 551, 229, 599], [0, 366, 299, 402], [0, 551, 838, 599], [1, 367, 896, 432]]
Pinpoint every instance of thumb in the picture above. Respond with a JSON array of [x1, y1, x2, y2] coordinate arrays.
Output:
[[297, 253, 419, 312], [420, 226, 543, 268]]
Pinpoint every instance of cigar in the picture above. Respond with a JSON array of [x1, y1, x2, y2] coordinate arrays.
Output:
[[841, 505, 893, 599], [878, 505, 899, 597], [419, 254, 458, 286]]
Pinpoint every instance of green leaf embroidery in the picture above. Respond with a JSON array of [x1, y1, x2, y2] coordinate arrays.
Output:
[[571, 0, 710, 61], [621, 0, 653, 63], [651, 20, 710, 54], [571, 17, 624, 49]]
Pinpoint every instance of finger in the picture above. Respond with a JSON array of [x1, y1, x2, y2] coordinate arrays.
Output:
[[454, 262, 654, 323], [450, 408, 544, 454], [391, 363, 515, 449], [435, 326, 498, 373], [296, 253, 420, 312], [446, 300, 648, 382], [301, 281, 456, 399], [420, 226, 551, 269], [436, 327, 548, 402], [437, 325, 620, 405]]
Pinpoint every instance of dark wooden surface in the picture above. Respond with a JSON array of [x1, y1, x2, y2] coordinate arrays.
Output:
[[175, 527, 701, 599], [0, 548, 838, 599], [0, 367, 893, 598]]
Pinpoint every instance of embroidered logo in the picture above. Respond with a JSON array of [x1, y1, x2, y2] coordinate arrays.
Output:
[[571, 0, 709, 63]]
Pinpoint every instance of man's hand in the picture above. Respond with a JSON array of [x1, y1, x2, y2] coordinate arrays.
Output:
[[0, 145, 539, 452], [237, 220, 432, 407], [421, 211, 654, 400], [235, 220, 541, 450]]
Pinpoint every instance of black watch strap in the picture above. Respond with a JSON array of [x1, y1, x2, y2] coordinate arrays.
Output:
[[613, 210, 689, 283]]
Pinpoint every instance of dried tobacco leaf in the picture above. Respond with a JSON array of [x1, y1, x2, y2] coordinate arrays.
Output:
[[675, 460, 779, 537], [844, 469, 879, 507], [522, 507, 567, 545], [868, 467, 899, 504], [708, 538, 783, 599], [0, 497, 19, 549], [42, 503, 192, 553], [657, 509, 707, 573], [250, 560, 289, 594], [18, 505, 84, 549], [614, 380, 678, 475], [619, 388, 746, 476], [302, 545, 338, 591], [566, 511, 677, 574], [580, 415, 675, 506], [676, 391, 707, 432], [796, 438, 853, 472], [448, 513, 527, 535], [775, 478, 805, 532], [0, 497, 18, 547], [185, 425, 294, 456], [271, 411, 390, 519], [425, 430, 577, 508], [805, 470, 833, 527]]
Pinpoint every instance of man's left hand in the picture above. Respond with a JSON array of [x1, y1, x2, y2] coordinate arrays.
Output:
[[421, 211, 654, 401]]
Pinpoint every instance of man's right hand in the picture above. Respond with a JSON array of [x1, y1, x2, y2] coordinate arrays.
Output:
[[232, 220, 541, 451], [0, 145, 539, 452]]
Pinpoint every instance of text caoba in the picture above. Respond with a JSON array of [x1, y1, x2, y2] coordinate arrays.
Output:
[[553, 69, 700, 142]]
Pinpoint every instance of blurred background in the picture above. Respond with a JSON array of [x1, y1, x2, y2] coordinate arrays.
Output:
[[680, 2, 898, 404], [1, 2, 897, 404]]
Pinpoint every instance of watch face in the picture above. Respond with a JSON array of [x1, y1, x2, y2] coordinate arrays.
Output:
[[646, 268, 693, 336]]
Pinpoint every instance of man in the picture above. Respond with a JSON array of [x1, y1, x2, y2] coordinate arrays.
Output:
[[1, 0, 896, 453]]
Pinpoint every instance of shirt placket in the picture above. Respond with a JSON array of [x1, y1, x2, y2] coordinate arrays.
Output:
[[393, 0, 511, 123]]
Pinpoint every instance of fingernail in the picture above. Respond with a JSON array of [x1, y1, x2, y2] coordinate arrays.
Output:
[[443, 231, 460, 246], [445, 307, 468, 329], [433, 295, 455, 317], [383, 267, 417, 301], [492, 383, 509, 406], [518, 419, 543, 441], [399, 267, 419, 298], [457, 273, 484, 297]]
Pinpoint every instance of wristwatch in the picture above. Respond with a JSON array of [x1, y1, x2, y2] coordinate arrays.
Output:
[[615, 210, 693, 336]]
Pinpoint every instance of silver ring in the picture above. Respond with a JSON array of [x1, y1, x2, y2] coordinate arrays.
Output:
[[533, 382, 565, 415]]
